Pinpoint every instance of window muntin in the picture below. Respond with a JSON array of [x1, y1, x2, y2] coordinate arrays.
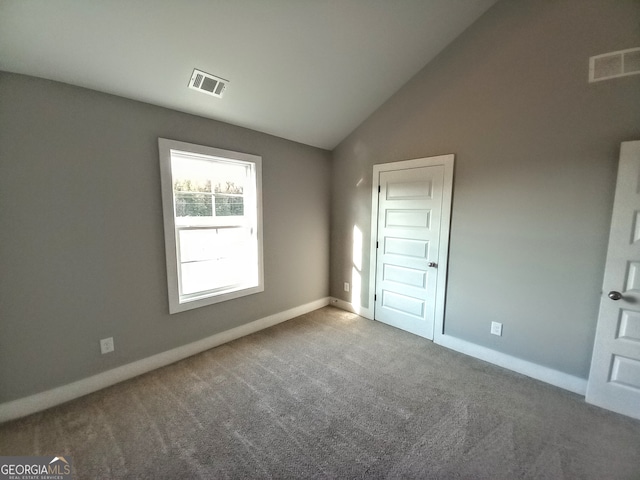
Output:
[[159, 139, 263, 313]]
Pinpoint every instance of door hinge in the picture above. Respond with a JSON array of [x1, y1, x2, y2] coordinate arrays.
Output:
[[378, 185, 381, 193], [374, 294, 377, 301], [376, 241, 379, 249]]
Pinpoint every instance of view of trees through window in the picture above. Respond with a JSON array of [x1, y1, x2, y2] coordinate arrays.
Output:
[[174, 179, 244, 217], [160, 138, 263, 313]]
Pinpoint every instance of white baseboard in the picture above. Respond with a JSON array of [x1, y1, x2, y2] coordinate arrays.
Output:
[[331, 297, 586, 395], [329, 297, 373, 320], [435, 334, 588, 396], [0, 297, 330, 424]]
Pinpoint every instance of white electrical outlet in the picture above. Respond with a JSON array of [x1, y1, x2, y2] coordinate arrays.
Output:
[[100, 337, 114, 354], [344, 282, 350, 292], [490, 322, 503, 336]]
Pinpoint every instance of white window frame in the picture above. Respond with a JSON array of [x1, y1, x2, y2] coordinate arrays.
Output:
[[158, 138, 264, 313]]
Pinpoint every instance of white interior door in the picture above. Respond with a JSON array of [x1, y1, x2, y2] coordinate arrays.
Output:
[[586, 141, 640, 420], [374, 160, 450, 339]]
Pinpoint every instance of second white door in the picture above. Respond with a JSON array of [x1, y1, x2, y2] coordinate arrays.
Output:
[[374, 165, 444, 339], [586, 141, 640, 420]]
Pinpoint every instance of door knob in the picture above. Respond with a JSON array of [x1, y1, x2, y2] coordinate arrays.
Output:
[[608, 291, 623, 301], [428, 262, 437, 268]]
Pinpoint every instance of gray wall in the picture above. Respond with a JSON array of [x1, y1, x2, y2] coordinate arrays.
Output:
[[0, 73, 331, 402], [331, 0, 640, 378]]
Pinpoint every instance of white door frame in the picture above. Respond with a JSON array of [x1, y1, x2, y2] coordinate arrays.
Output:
[[368, 154, 454, 340]]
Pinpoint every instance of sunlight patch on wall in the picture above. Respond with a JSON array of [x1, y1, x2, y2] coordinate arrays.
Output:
[[351, 225, 363, 311]]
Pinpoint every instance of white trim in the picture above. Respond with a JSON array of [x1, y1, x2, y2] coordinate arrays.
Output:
[[329, 297, 373, 319], [332, 297, 586, 395], [0, 298, 330, 423], [435, 334, 588, 395], [158, 138, 265, 314], [368, 154, 455, 339]]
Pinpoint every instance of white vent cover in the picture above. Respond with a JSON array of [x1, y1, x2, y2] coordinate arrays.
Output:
[[589, 47, 640, 82], [188, 69, 228, 97]]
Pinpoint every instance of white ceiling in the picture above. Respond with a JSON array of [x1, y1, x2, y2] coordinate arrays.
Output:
[[0, 0, 496, 150]]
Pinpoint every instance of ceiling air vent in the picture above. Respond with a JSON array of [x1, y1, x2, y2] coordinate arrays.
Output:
[[589, 47, 640, 82], [188, 69, 228, 98]]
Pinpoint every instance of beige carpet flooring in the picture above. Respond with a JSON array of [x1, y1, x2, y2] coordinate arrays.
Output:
[[1, 307, 639, 479]]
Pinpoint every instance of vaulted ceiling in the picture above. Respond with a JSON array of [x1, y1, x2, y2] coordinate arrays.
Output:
[[0, 0, 496, 149]]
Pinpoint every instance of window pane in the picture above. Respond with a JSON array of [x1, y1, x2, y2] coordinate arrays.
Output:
[[174, 178, 212, 193], [213, 175, 245, 195], [175, 192, 212, 217], [172, 159, 214, 218], [180, 253, 257, 295], [178, 227, 249, 263], [178, 227, 257, 297], [178, 228, 218, 263], [181, 259, 241, 295], [215, 195, 244, 216]]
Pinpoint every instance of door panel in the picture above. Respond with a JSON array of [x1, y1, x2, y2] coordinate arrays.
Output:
[[383, 264, 426, 288], [375, 166, 444, 339], [387, 180, 432, 199], [618, 310, 640, 341], [386, 209, 431, 228], [381, 290, 426, 317], [586, 141, 640, 420], [384, 237, 429, 258]]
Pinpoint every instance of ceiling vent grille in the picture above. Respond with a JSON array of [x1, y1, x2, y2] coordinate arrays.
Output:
[[188, 69, 228, 97], [589, 47, 640, 82]]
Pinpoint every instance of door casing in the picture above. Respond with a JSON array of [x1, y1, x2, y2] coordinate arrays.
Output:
[[369, 154, 454, 340]]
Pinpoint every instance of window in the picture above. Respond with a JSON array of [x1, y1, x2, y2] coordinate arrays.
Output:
[[158, 138, 263, 313]]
